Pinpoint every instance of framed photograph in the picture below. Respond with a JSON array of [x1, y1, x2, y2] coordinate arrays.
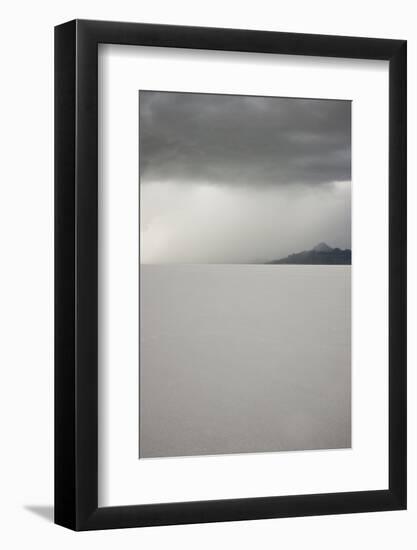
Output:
[[55, 19, 406, 530]]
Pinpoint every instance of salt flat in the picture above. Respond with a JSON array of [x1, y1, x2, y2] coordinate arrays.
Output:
[[139, 265, 351, 458]]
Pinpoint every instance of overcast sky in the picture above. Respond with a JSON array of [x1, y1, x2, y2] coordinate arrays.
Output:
[[139, 91, 351, 263]]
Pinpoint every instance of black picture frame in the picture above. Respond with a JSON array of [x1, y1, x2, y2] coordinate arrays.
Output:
[[55, 19, 407, 531]]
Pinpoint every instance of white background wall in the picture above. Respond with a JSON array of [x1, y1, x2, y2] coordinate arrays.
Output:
[[0, 0, 415, 547]]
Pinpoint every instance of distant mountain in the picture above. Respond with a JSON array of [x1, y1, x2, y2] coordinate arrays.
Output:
[[312, 242, 333, 253], [269, 243, 351, 265]]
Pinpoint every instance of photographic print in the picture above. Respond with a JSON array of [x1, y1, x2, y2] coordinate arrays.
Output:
[[139, 91, 351, 459]]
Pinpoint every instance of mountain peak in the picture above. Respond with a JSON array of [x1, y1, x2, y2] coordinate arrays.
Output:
[[268, 243, 351, 265], [313, 242, 333, 253]]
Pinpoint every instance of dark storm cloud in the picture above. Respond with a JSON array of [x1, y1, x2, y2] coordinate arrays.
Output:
[[139, 91, 351, 187]]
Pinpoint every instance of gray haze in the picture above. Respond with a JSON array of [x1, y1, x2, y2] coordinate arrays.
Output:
[[140, 265, 351, 458], [139, 91, 351, 263]]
